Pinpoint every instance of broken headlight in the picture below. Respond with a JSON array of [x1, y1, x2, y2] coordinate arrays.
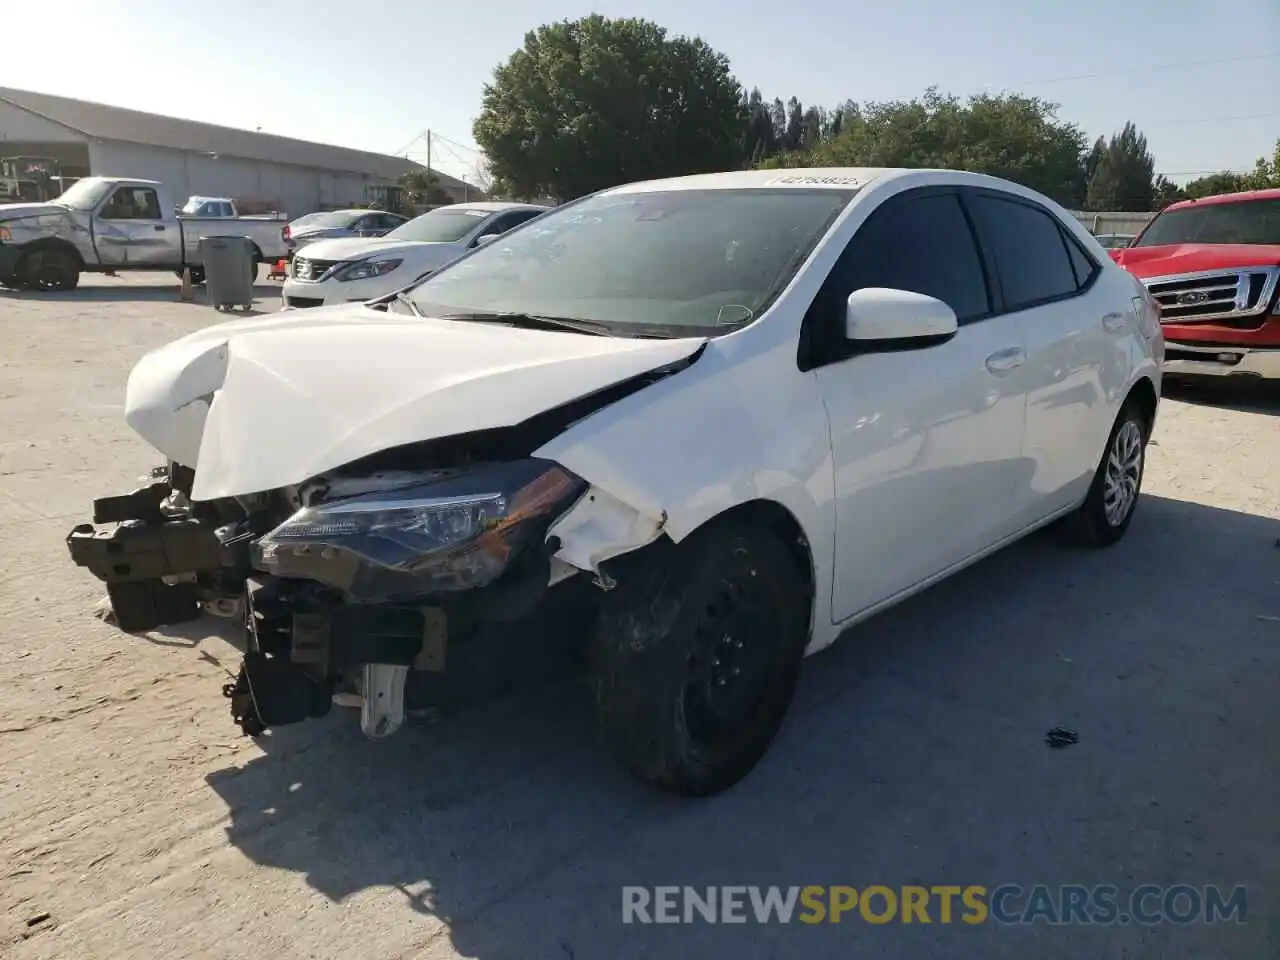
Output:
[[252, 459, 586, 603]]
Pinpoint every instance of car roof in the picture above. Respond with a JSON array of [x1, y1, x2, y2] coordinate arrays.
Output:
[[597, 167, 1065, 202], [601, 167, 902, 195], [291, 208, 366, 220], [434, 201, 551, 214], [1163, 187, 1280, 210]]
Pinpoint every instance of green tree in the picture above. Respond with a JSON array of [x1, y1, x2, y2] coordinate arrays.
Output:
[[1183, 171, 1251, 198], [740, 87, 778, 168], [1085, 121, 1156, 211], [1181, 139, 1280, 198], [473, 15, 743, 200], [399, 169, 452, 206], [763, 89, 1088, 207], [1083, 137, 1106, 186], [1152, 174, 1187, 209], [1241, 137, 1280, 188]]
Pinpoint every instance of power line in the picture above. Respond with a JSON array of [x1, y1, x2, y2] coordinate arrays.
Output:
[[1143, 111, 1280, 127], [997, 51, 1279, 89]]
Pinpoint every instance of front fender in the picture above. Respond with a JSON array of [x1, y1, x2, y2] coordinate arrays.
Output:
[[535, 334, 838, 645]]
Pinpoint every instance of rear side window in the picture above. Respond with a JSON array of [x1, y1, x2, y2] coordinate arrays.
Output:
[[969, 195, 1079, 310], [1063, 230, 1099, 289], [839, 192, 991, 321]]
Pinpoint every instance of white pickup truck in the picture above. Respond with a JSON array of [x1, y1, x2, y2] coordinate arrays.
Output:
[[180, 196, 287, 220], [0, 176, 290, 291]]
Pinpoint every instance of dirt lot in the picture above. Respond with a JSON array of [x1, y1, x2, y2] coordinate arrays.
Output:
[[2, 274, 1278, 960]]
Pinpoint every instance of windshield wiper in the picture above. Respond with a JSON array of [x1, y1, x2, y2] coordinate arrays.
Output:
[[436, 311, 613, 337], [393, 291, 425, 317]]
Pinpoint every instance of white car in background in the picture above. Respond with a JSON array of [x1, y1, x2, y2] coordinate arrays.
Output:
[[281, 201, 550, 309]]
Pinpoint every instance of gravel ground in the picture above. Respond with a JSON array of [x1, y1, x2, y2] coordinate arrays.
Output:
[[2, 274, 1278, 960]]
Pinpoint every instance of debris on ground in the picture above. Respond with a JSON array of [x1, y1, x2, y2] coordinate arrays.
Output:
[[1045, 727, 1079, 749]]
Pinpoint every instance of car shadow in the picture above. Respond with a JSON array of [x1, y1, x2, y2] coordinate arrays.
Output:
[[1163, 376, 1280, 416], [0, 282, 281, 306], [203, 494, 1280, 960]]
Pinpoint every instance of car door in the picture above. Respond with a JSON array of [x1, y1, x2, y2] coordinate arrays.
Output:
[[95, 185, 180, 266], [806, 188, 1031, 623], [965, 191, 1113, 522]]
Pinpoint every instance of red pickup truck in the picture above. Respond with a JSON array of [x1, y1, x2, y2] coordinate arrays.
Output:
[[1110, 187, 1280, 380]]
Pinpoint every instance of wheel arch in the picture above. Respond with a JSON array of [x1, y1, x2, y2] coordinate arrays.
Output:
[[17, 237, 85, 269], [584, 496, 819, 645], [1125, 375, 1158, 436]]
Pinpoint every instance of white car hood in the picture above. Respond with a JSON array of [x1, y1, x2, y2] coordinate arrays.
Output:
[[0, 201, 67, 222], [123, 303, 706, 501], [294, 236, 460, 263]]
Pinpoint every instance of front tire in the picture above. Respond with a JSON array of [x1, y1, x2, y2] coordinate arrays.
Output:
[[592, 521, 810, 797], [19, 248, 80, 291], [1059, 401, 1148, 547]]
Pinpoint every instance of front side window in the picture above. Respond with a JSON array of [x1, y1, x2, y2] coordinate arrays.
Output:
[[100, 187, 162, 220], [969, 195, 1079, 310], [407, 188, 856, 334], [1132, 198, 1280, 247], [824, 191, 991, 320]]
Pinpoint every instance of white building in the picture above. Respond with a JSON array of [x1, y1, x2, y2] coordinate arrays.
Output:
[[0, 86, 479, 216]]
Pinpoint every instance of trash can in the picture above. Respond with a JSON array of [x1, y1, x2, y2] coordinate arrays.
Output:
[[199, 235, 255, 312]]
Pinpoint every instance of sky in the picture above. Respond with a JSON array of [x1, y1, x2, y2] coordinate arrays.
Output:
[[5, 0, 1277, 186]]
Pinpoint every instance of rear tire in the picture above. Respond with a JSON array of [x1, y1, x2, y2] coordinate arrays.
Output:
[[591, 521, 810, 797], [1057, 401, 1147, 547]]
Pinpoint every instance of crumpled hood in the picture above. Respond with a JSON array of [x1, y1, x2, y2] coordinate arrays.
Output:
[[124, 303, 706, 501], [1112, 243, 1280, 277], [293, 236, 458, 263], [0, 201, 66, 222]]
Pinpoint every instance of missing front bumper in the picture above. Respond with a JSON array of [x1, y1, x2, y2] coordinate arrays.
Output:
[[66, 469, 585, 741]]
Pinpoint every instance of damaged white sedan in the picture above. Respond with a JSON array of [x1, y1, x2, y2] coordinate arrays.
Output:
[[67, 167, 1163, 796]]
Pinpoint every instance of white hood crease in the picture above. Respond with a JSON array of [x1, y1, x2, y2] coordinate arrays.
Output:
[[122, 304, 706, 502]]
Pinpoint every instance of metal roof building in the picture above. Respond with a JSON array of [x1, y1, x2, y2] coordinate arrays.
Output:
[[0, 86, 478, 216]]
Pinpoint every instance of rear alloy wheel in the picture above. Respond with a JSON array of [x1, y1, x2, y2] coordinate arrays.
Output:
[[592, 522, 810, 797], [1059, 402, 1147, 547]]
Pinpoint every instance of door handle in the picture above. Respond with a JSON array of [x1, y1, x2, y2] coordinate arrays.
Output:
[[1101, 311, 1128, 332], [153, 224, 166, 232], [985, 346, 1026, 374]]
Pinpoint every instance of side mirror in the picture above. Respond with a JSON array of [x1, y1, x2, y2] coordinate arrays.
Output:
[[845, 288, 958, 346], [474, 233, 499, 247]]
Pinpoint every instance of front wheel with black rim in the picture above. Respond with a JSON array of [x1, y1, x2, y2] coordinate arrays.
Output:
[[591, 522, 810, 797], [1059, 402, 1148, 547], [19, 248, 80, 291]]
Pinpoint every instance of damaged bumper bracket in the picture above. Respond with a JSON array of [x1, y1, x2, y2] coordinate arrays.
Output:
[[65, 479, 232, 633], [228, 587, 446, 738]]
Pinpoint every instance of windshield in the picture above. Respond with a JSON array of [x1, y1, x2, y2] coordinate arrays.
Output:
[[406, 188, 855, 334], [1133, 198, 1280, 247], [291, 211, 361, 231], [53, 178, 114, 211], [182, 198, 224, 215], [385, 207, 493, 243]]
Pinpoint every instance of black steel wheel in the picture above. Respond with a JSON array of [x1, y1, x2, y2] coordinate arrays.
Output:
[[592, 520, 810, 796], [19, 248, 80, 291]]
